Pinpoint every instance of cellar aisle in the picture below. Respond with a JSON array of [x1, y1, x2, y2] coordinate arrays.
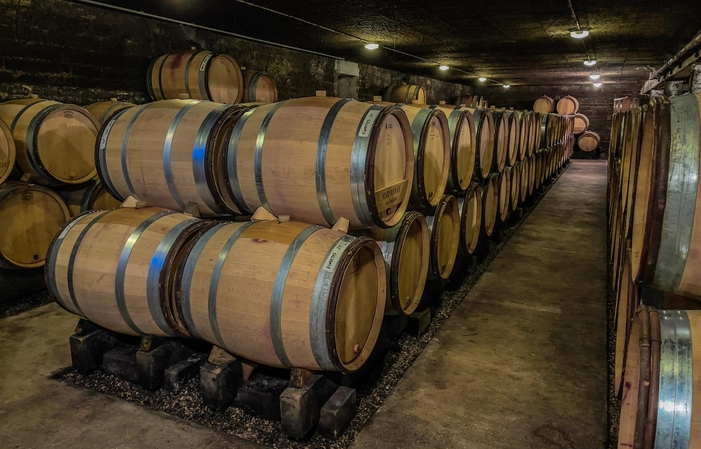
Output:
[[353, 160, 608, 449]]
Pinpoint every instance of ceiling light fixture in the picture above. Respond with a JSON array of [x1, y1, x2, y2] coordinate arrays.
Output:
[[478, 77, 487, 82], [570, 29, 590, 39], [503, 84, 511, 88], [593, 82, 602, 88], [364, 43, 379, 50], [584, 59, 597, 66], [589, 74, 600, 80], [439, 65, 450, 71]]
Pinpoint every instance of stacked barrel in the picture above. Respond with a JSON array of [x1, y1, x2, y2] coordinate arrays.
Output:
[[611, 93, 701, 448]]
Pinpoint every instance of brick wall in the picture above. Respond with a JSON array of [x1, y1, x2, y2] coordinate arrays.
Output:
[[0, 0, 471, 105]]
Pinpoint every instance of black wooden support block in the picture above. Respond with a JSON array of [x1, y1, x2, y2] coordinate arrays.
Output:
[[280, 374, 338, 440], [200, 360, 243, 411], [164, 353, 207, 393], [407, 308, 432, 338], [103, 346, 139, 383], [233, 373, 289, 421], [317, 386, 357, 439], [136, 336, 193, 391], [69, 319, 121, 375]]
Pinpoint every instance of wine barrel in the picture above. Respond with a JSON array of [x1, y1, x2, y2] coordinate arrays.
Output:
[[46, 207, 212, 337], [632, 94, 701, 300], [462, 107, 495, 179], [398, 104, 450, 208], [520, 158, 530, 203], [618, 307, 701, 449], [458, 183, 482, 255], [0, 118, 16, 185], [456, 95, 472, 106], [0, 96, 98, 186], [510, 163, 521, 211], [529, 112, 541, 155], [573, 113, 589, 135], [177, 219, 386, 372], [493, 112, 508, 173], [425, 194, 460, 280], [533, 96, 554, 114], [385, 84, 426, 105], [242, 71, 278, 103], [437, 106, 477, 192], [97, 99, 249, 217], [556, 95, 579, 115], [85, 99, 135, 125], [613, 248, 639, 398], [0, 182, 70, 269], [505, 112, 520, 166], [528, 153, 538, 195], [225, 97, 414, 228], [482, 174, 499, 237], [518, 112, 530, 161], [59, 179, 122, 216], [578, 131, 601, 152], [620, 108, 644, 242], [358, 211, 429, 316], [147, 50, 244, 104], [498, 168, 511, 222]]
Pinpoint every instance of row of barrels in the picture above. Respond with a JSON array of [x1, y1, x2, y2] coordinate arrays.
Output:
[[382, 84, 487, 109], [148, 50, 278, 104], [46, 133, 572, 374], [611, 93, 701, 448]]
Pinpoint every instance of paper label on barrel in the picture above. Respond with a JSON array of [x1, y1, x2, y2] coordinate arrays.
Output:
[[322, 238, 354, 273], [358, 110, 380, 137], [375, 179, 409, 213]]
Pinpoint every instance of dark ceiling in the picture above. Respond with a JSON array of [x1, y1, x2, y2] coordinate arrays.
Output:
[[77, 0, 701, 87]]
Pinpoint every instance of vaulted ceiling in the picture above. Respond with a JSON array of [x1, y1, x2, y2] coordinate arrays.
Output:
[[74, 0, 701, 87]]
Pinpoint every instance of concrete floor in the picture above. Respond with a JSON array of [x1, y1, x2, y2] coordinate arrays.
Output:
[[352, 160, 608, 449], [0, 160, 607, 449]]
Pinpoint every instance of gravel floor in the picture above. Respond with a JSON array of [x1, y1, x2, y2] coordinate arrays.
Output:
[[1, 289, 52, 318], [52, 167, 570, 449]]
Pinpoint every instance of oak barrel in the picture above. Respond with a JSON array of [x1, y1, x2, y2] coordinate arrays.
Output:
[[426, 194, 460, 280], [0, 182, 71, 269], [458, 183, 483, 255], [613, 249, 639, 399], [573, 113, 589, 134], [510, 163, 521, 211], [46, 207, 212, 337], [0, 118, 16, 185], [225, 97, 414, 228], [520, 158, 530, 203], [86, 99, 135, 125], [148, 51, 244, 104], [578, 131, 600, 152], [59, 179, 122, 216], [0, 97, 99, 186], [358, 211, 429, 316], [631, 94, 701, 300], [533, 96, 554, 114], [242, 71, 278, 103], [498, 168, 511, 222], [97, 99, 249, 217], [482, 174, 499, 237], [462, 107, 495, 179], [493, 112, 508, 173], [556, 95, 579, 115], [504, 111, 520, 166], [399, 104, 450, 208], [618, 307, 701, 449], [385, 84, 426, 105], [437, 105, 477, 192], [518, 112, 530, 161], [177, 219, 386, 372]]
